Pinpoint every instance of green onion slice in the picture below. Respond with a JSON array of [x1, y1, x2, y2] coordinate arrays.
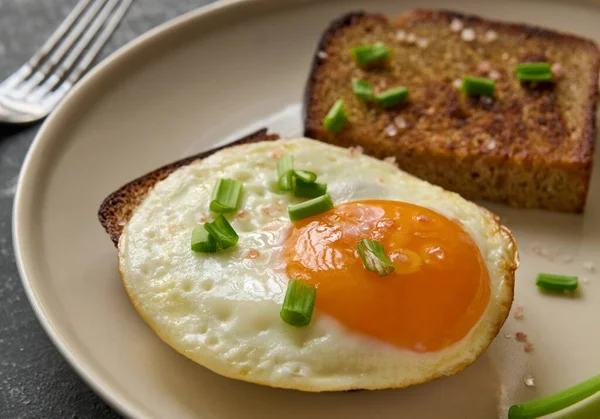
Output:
[[294, 178, 327, 199], [351, 42, 391, 66], [516, 62, 552, 74], [280, 279, 317, 327], [462, 76, 495, 97], [509, 374, 600, 419], [209, 178, 243, 213], [352, 79, 375, 101], [322, 99, 348, 132], [536, 273, 578, 292], [277, 155, 294, 191], [294, 170, 317, 183], [288, 194, 334, 222], [516, 72, 553, 82], [375, 87, 409, 108], [203, 213, 239, 249], [357, 239, 395, 276], [191, 226, 217, 253]]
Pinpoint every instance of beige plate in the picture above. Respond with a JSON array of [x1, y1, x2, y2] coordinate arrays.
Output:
[[12, 0, 600, 417]]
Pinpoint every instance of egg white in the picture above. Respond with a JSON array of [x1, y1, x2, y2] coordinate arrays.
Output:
[[118, 138, 517, 391]]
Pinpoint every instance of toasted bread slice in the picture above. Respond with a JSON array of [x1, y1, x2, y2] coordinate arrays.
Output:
[[98, 129, 279, 246], [304, 9, 600, 212]]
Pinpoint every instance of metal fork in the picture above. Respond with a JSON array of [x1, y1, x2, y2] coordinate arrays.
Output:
[[0, 0, 133, 124]]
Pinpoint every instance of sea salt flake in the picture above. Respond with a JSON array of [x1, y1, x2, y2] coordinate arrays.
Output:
[[396, 30, 407, 41], [461, 28, 476, 42], [349, 145, 364, 156], [406, 33, 417, 44], [317, 51, 328, 59], [477, 61, 492, 74], [515, 332, 528, 342], [551, 63, 564, 79], [501, 52, 510, 60], [452, 78, 463, 89], [393, 115, 407, 129], [384, 156, 398, 167], [486, 140, 497, 150], [485, 30, 498, 42], [583, 261, 596, 273], [384, 124, 398, 137], [504, 334, 512, 339], [524, 343, 534, 353], [450, 18, 463, 32], [489, 70, 501, 80], [524, 375, 536, 387], [417, 38, 430, 49], [514, 306, 524, 320]]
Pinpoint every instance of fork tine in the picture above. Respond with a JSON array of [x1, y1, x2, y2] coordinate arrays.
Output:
[[0, 0, 92, 93], [9, 0, 109, 98], [32, 0, 132, 100]]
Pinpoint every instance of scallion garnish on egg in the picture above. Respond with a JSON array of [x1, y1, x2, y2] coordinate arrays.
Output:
[[536, 273, 578, 292], [203, 213, 239, 249], [293, 178, 327, 199], [288, 194, 334, 222], [294, 169, 317, 183], [357, 239, 395, 276], [190, 226, 217, 253], [277, 154, 295, 191], [280, 279, 317, 327], [209, 178, 243, 213], [509, 373, 600, 419]]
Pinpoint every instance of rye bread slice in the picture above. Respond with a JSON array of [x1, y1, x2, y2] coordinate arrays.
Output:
[[98, 129, 279, 246], [304, 9, 600, 212]]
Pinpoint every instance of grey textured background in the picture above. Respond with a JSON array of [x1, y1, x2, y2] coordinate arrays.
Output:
[[0, 1, 215, 417]]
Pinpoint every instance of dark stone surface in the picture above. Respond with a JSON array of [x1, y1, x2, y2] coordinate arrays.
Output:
[[0, 1, 215, 417]]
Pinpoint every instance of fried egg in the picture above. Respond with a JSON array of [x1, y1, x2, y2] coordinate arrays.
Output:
[[118, 138, 517, 391]]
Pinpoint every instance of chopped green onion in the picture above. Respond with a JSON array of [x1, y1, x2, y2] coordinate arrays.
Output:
[[209, 178, 243, 213], [288, 194, 334, 222], [516, 62, 552, 74], [294, 170, 317, 183], [375, 87, 409, 108], [191, 227, 216, 253], [536, 273, 578, 291], [461, 76, 495, 97], [294, 178, 327, 198], [509, 374, 600, 419], [322, 99, 348, 132], [357, 239, 395, 276], [516, 72, 553, 82], [277, 154, 294, 191], [352, 79, 375, 101], [203, 213, 238, 249], [280, 279, 316, 327], [351, 42, 391, 66], [516, 62, 553, 82]]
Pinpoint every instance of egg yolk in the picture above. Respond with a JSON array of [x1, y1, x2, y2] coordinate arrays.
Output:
[[283, 200, 490, 352]]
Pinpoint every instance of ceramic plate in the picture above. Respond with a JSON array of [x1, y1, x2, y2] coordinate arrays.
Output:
[[13, 0, 600, 417]]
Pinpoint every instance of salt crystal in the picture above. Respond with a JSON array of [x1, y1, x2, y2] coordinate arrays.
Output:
[[501, 52, 510, 61], [504, 334, 512, 339], [477, 61, 492, 74], [384, 124, 398, 137], [583, 261, 596, 273], [452, 78, 463, 89], [485, 30, 498, 42], [406, 33, 417, 44], [524, 343, 534, 353], [524, 375, 536, 387], [450, 18, 464, 32], [461, 28, 476, 42], [384, 156, 398, 167], [317, 51, 328, 59], [394, 115, 407, 129], [245, 249, 260, 259], [489, 70, 501, 80], [486, 140, 497, 150], [349, 145, 364, 156], [551, 63, 564, 79], [515, 332, 528, 342], [480, 96, 493, 105], [417, 38, 430, 49], [396, 30, 407, 41], [514, 306, 524, 320]]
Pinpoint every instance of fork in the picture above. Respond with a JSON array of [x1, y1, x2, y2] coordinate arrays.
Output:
[[0, 0, 133, 124]]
